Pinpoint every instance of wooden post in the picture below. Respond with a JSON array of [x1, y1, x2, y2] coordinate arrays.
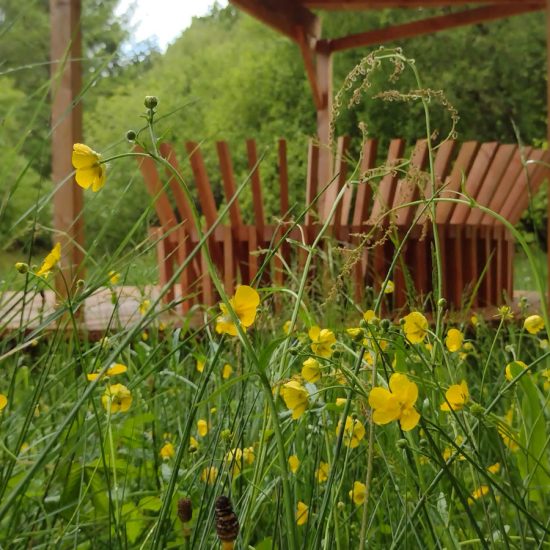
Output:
[[50, 0, 84, 294], [316, 41, 334, 221]]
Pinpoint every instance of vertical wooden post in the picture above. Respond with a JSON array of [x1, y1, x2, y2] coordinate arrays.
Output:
[[316, 41, 333, 221], [50, 0, 84, 294]]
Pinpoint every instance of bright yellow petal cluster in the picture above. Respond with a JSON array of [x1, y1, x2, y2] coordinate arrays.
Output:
[[101, 384, 132, 413], [87, 363, 127, 381], [72, 143, 106, 192], [196, 358, 205, 373], [524, 315, 544, 334], [222, 363, 233, 379], [469, 485, 489, 504], [487, 462, 500, 474], [243, 446, 255, 465], [288, 455, 300, 474], [337, 415, 366, 448], [368, 373, 420, 431], [296, 502, 309, 526], [301, 358, 321, 383], [383, 280, 394, 294], [35, 243, 61, 278], [109, 271, 120, 285], [226, 447, 253, 476], [316, 461, 329, 483], [160, 442, 175, 460], [216, 285, 260, 336], [445, 328, 464, 352], [403, 312, 428, 344], [281, 380, 309, 419], [0, 394, 7, 411], [201, 466, 218, 484], [349, 481, 367, 506], [197, 419, 209, 437], [363, 310, 378, 324], [308, 326, 336, 358], [505, 360, 527, 382], [440, 380, 469, 411]]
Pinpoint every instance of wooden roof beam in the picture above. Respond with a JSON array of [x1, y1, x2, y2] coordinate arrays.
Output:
[[230, 0, 318, 42], [325, 3, 544, 52], [303, 0, 543, 8]]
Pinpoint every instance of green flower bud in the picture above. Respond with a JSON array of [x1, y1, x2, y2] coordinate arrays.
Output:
[[144, 95, 158, 109], [437, 298, 447, 309], [470, 403, 485, 417], [380, 319, 391, 331], [15, 262, 29, 274], [220, 429, 232, 442], [126, 130, 137, 142], [418, 438, 428, 448], [396, 438, 408, 449]]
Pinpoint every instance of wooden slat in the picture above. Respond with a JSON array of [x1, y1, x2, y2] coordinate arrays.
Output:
[[369, 139, 406, 224], [393, 139, 429, 227], [223, 225, 234, 292], [296, 25, 323, 109], [305, 140, 320, 226], [304, 0, 543, 7], [279, 139, 290, 218], [326, 4, 543, 52], [465, 144, 516, 226], [246, 139, 266, 239], [352, 139, 378, 228], [480, 147, 532, 225], [135, 147, 178, 233], [149, 227, 175, 305], [332, 136, 351, 233], [217, 141, 244, 229], [504, 150, 550, 224], [449, 142, 499, 225], [159, 143, 196, 232], [435, 141, 479, 223], [186, 141, 219, 229]]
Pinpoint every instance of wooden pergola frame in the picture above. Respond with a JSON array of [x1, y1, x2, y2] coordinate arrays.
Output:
[[49, 0, 550, 298]]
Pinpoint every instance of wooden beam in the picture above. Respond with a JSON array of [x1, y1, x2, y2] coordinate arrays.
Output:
[[326, 4, 543, 52], [547, 0, 550, 297], [296, 26, 323, 110], [303, 0, 543, 9], [230, 0, 318, 41], [50, 0, 84, 293]]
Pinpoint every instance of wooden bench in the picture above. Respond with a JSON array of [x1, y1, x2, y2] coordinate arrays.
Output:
[[136, 138, 549, 313]]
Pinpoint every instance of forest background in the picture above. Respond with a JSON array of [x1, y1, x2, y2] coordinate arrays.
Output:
[[1, 0, 547, 282]]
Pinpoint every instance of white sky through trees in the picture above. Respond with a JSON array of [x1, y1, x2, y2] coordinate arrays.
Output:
[[115, 0, 228, 51]]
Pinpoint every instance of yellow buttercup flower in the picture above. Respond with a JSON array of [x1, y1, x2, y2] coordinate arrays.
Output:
[[346, 327, 364, 339], [363, 310, 378, 323], [283, 320, 292, 335], [281, 380, 309, 419], [497, 305, 514, 320], [296, 501, 309, 526], [368, 373, 420, 431], [524, 315, 544, 334], [349, 481, 367, 506], [101, 384, 132, 413], [498, 408, 519, 452], [216, 285, 260, 336], [383, 280, 394, 294], [442, 435, 465, 461], [335, 397, 347, 407], [470, 314, 479, 327], [288, 455, 300, 473], [468, 485, 489, 505], [440, 380, 469, 411], [301, 358, 321, 383], [160, 442, 175, 460], [222, 363, 233, 379], [197, 419, 209, 437], [35, 243, 61, 278], [200, 466, 218, 484], [139, 299, 151, 316], [445, 329, 464, 352], [337, 415, 366, 448], [72, 143, 106, 192], [403, 312, 428, 344], [196, 358, 205, 373], [189, 436, 199, 450], [0, 394, 7, 411], [109, 270, 120, 285], [487, 462, 500, 474], [543, 369, 550, 391], [316, 461, 329, 483], [225, 448, 245, 476], [505, 360, 527, 382], [243, 446, 255, 465], [308, 326, 336, 358], [87, 363, 127, 381]]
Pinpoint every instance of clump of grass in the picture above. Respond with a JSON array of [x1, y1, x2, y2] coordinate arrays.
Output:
[[0, 50, 549, 550]]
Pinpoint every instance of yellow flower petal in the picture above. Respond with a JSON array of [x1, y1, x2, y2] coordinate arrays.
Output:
[[403, 312, 428, 344], [399, 407, 420, 431], [289, 455, 300, 473], [524, 315, 544, 335], [0, 394, 7, 411], [296, 502, 309, 526], [445, 328, 464, 352], [349, 481, 367, 506]]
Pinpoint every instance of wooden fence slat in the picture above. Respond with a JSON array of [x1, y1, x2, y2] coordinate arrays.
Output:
[[450, 142, 499, 225], [247, 139, 266, 240], [435, 141, 479, 224], [332, 136, 351, 235], [279, 139, 290, 218], [369, 138, 405, 225], [217, 141, 243, 230]]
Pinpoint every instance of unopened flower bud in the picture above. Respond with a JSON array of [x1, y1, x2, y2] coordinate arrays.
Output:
[[437, 298, 447, 309], [470, 403, 485, 417], [380, 319, 391, 331], [144, 95, 158, 109], [221, 429, 232, 442], [396, 438, 408, 449], [337, 501, 345, 510], [126, 130, 137, 142], [15, 262, 28, 274], [76, 279, 85, 289]]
